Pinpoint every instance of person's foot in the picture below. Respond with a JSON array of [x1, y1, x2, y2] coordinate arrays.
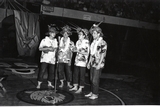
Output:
[[67, 84, 72, 88], [36, 85, 41, 89], [85, 92, 92, 97], [89, 94, 98, 100], [69, 86, 78, 91], [67, 82, 72, 88], [36, 81, 42, 89], [75, 88, 82, 94], [59, 83, 64, 88], [59, 80, 64, 88], [48, 84, 54, 89]]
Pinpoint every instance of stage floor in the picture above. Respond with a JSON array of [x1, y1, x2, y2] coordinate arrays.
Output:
[[0, 57, 159, 105]]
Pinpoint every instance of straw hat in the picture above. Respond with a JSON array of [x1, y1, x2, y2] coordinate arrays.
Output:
[[89, 26, 103, 37], [77, 28, 89, 39], [45, 24, 58, 35], [48, 26, 58, 34], [60, 25, 72, 36]]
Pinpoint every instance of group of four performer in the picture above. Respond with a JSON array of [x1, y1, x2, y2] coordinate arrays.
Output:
[[37, 23, 107, 100]]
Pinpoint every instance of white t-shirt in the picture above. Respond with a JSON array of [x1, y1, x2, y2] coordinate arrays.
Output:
[[39, 36, 58, 64]]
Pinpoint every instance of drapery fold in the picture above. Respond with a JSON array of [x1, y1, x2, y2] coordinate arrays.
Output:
[[14, 10, 40, 57]]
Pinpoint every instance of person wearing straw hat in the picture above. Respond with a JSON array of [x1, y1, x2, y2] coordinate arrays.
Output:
[[85, 24, 107, 99], [58, 25, 75, 88], [36, 24, 58, 89], [69, 28, 90, 93]]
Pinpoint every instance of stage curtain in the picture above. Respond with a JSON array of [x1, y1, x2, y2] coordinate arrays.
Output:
[[14, 10, 40, 57]]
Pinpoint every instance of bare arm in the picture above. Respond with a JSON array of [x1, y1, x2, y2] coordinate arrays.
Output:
[[39, 46, 57, 52]]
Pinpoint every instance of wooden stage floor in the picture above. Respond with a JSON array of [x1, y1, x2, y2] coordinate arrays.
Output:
[[0, 57, 159, 105], [0, 73, 157, 105]]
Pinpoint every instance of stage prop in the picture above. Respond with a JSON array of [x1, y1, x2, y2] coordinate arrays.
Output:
[[14, 10, 40, 57], [17, 88, 74, 105]]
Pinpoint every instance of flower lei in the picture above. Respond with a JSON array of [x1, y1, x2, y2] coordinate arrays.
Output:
[[59, 37, 70, 52], [90, 37, 102, 55], [76, 39, 85, 50]]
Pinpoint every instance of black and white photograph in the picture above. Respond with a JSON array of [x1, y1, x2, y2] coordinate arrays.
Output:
[[0, 0, 159, 106]]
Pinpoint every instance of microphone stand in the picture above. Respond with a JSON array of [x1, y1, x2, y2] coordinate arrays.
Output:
[[54, 36, 61, 93]]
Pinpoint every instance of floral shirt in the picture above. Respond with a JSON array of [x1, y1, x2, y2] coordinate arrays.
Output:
[[58, 37, 75, 65], [90, 37, 107, 69], [39, 36, 58, 64], [75, 39, 90, 67]]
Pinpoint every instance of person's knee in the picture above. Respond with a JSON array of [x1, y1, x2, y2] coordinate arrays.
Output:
[[92, 78, 99, 85]]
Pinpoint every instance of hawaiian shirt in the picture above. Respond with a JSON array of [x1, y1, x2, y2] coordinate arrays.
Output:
[[58, 37, 75, 65], [75, 39, 90, 67], [90, 37, 107, 69], [39, 36, 58, 64]]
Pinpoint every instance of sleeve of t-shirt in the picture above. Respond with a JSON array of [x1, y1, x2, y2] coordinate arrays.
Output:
[[100, 40, 107, 54], [39, 39, 45, 49]]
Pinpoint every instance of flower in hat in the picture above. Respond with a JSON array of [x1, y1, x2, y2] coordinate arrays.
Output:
[[60, 25, 72, 36], [89, 25, 103, 37]]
